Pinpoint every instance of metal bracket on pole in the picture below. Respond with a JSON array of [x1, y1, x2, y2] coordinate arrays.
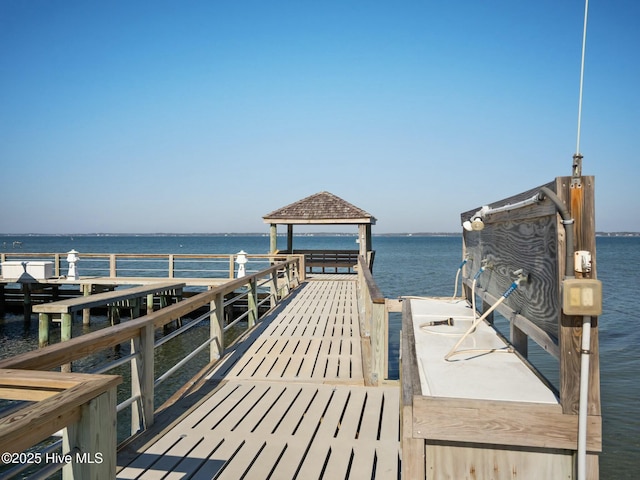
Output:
[[572, 153, 583, 188]]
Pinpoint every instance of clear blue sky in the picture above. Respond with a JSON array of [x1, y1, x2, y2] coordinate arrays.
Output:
[[1, 1, 638, 234]]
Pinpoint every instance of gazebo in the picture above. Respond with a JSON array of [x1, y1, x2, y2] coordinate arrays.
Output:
[[263, 191, 377, 272]]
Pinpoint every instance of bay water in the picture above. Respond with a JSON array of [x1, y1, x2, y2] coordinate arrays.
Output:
[[0, 234, 637, 478]]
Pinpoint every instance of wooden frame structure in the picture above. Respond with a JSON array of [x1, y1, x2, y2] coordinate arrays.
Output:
[[401, 176, 602, 479]]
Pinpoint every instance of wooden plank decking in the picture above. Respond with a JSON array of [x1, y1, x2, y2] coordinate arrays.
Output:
[[117, 278, 400, 479]]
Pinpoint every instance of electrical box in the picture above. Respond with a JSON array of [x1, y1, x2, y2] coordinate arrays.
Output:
[[562, 278, 602, 316]]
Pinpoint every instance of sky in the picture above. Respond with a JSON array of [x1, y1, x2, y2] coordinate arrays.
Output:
[[1, 0, 638, 234]]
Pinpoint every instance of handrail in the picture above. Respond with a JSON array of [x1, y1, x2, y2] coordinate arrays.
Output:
[[0, 252, 296, 280], [0, 370, 121, 452], [358, 256, 385, 303], [0, 256, 302, 478], [0, 369, 121, 478], [0, 258, 301, 371], [356, 255, 388, 385]]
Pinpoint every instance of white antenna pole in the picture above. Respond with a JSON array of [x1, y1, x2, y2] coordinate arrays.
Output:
[[575, 0, 589, 156]]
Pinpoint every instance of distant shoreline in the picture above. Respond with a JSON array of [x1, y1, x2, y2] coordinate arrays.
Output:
[[1, 232, 638, 237]]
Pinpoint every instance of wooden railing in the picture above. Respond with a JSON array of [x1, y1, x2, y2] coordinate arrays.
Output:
[[0, 370, 121, 479], [356, 255, 397, 385], [0, 252, 290, 281], [0, 257, 302, 479]]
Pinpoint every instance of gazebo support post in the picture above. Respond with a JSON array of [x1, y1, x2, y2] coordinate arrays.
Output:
[[287, 224, 293, 252], [269, 224, 278, 254], [358, 224, 371, 257]]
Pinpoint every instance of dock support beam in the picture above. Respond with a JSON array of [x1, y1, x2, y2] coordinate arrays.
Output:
[[22, 283, 31, 323]]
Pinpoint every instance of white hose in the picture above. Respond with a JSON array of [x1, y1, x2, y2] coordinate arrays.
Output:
[[451, 258, 468, 299], [419, 317, 476, 337], [471, 277, 479, 321], [577, 315, 591, 480], [451, 268, 462, 299], [444, 294, 508, 361], [444, 280, 521, 361]]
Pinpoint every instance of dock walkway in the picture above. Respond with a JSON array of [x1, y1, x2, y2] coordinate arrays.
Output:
[[116, 277, 400, 479]]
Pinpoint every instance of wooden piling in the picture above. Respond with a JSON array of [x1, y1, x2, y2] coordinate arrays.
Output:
[[22, 283, 31, 322], [0, 284, 5, 316], [82, 283, 91, 325], [38, 313, 50, 348], [557, 176, 601, 419]]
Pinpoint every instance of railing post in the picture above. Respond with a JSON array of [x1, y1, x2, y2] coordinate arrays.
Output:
[[54, 253, 61, 277], [211, 292, 225, 362], [146, 293, 154, 316], [286, 262, 293, 291], [131, 297, 141, 318], [270, 268, 279, 308], [298, 255, 306, 282], [168, 254, 174, 278], [61, 313, 72, 372], [248, 278, 258, 328], [371, 300, 386, 385], [109, 254, 116, 278], [62, 386, 117, 480], [131, 323, 155, 433]]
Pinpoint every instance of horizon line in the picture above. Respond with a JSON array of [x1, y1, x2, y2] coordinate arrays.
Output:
[[2, 231, 639, 236]]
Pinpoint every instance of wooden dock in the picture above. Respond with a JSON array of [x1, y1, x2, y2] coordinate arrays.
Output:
[[116, 277, 401, 479], [0, 182, 603, 479]]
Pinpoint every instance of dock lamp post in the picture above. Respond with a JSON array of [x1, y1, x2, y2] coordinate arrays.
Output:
[[235, 250, 248, 278], [66, 249, 79, 280]]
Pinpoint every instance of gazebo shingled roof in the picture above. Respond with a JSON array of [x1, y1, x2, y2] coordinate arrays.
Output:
[[263, 191, 376, 225], [262, 191, 376, 256]]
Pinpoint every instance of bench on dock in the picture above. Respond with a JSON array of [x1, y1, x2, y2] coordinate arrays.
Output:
[[34, 282, 185, 347], [293, 249, 360, 273]]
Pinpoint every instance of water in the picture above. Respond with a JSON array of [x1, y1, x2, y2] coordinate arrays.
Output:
[[1, 234, 638, 478]]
